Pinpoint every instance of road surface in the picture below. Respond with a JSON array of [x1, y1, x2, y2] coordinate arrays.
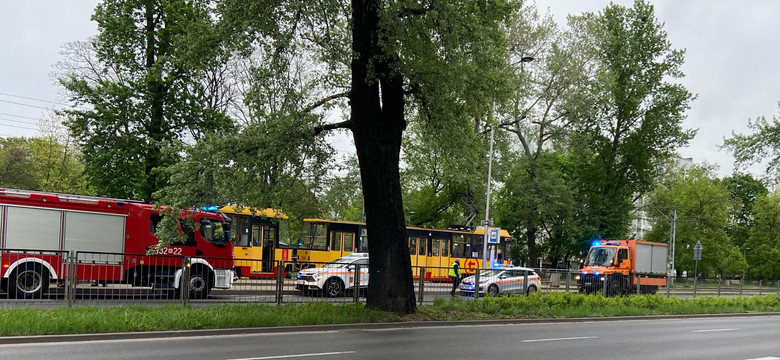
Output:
[[1, 315, 779, 360]]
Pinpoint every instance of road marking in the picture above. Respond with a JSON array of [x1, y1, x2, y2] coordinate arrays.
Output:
[[522, 336, 597, 343], [226, 351, 356, 360], [692, 328, 738, 333], [745, 357, 780, 360]]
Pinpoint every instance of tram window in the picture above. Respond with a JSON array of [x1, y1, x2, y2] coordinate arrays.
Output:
[[238, 232, 250, 247], [409, 238, 416, 255], [311, 224, 328, 250], [440, 239, 449, 257], [344, 233, 354, 252], [265, 226, 276, 247], [252, 226, 261, 247], [419, 238, 426, 256], [432, 240, 439, 256], [330, 232, 341, 251], [278, 220, 291, 248]]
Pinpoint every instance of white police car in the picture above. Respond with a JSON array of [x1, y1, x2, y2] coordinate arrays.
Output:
[[459, 266, 541, 296], [295, 253, 369, 297]]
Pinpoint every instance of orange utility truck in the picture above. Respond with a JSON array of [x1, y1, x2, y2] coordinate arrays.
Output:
[[576, 240, 667, 296]]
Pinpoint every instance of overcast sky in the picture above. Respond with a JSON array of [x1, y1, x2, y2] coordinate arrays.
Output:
[[1, 1, 779, 179]]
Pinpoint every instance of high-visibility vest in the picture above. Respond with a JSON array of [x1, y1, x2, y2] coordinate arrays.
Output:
[[448, 262, 458, 277]]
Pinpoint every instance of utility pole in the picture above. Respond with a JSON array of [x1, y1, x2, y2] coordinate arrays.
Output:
[[671, 206, 676, 280], [482, 126, 494, 269]]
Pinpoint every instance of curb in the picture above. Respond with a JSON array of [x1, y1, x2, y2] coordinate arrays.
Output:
[[2, 312, 779, 345]]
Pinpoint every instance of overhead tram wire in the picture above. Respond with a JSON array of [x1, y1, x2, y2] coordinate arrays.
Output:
[[0, 92, 90, 111], [0, 92, 69, 106], [0, 112, 40, 121], [0, 99, 55, 111], [0, 118, 38, 130]]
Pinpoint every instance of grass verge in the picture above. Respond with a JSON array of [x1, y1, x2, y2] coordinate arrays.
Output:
[[3, 293, 780, 336]]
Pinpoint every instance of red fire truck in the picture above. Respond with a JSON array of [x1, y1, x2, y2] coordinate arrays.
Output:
[[0, 188, 233, 299]]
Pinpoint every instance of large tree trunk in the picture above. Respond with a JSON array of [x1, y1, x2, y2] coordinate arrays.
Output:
[[351, 0, 416, 314], [143, 1, 165, 201]]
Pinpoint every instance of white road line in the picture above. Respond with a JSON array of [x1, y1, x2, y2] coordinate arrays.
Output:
[[521, 336, 597, 343], [745, 357, 780, 360], [692, 328, 738, 333], [225, 351, 356, 360]]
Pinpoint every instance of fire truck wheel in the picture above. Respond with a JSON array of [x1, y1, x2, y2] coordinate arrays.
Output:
[[324, 278, 344, 297], [188, 268, 212, 299], [487, 284, 500, 296], [9, 264, 49, 299]]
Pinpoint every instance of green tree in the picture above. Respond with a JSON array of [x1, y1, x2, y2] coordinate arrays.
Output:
[[496, 153, 580, 268], [401, 118, 496, 229], [723, 173, 768, 249], [724, 101, 780, 174], [646, 166, 735, 278], [746, 192, 780, 280], [567, 0, 696, 241], [0, 136, 87, 194], [493, 3, 587, 267], [320, 157, 364, 222], [210, 0, 516, 314], [58, 0, 234, 200]]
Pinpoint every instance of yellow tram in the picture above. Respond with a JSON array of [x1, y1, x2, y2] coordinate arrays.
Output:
[[296, 218, 513, 281], [219, 206, 292, 278]]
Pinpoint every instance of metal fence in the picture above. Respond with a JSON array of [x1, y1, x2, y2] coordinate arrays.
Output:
[[2, 249, 779, 307]]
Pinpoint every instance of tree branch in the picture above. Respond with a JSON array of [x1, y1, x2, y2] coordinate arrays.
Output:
[[314, 119, 353, 135], [301, 90, 350, 114]]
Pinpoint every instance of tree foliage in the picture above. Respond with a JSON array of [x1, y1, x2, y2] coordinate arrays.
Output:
[[723, 173, 768, 249], [58, 0, 235, 201], [492, 3, 587, 267], [724, 101, 780, 174], [0, 133, 87, 194], [567, 0, 695, 240], [746, 192, 780, 279], [646, 166, 738, 277], [207, 0, 517, 314]]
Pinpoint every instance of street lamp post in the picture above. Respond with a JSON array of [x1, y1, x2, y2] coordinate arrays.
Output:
[[482, 56, 534, 269]]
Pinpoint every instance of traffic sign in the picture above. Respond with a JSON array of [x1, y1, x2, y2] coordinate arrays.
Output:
[[693, 240, 703, 261], [488, 227, 500, 244]]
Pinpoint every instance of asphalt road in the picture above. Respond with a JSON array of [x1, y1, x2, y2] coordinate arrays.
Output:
[[2, 315, 780, 360]]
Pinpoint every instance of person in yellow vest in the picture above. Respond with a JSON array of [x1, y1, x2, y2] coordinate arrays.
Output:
[[449, 259, 460, 296]]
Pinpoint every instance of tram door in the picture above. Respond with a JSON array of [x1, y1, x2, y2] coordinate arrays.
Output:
[[258, 225, 277, 272], [248, 225, 264, 273], [427, 238, 450, 278], [408, 237, 421, 277], [330, 231, 356, 258]]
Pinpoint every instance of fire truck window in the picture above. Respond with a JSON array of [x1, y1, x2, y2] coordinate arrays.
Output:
[[150, 214, 163, 235], [179, 219, 196, 246], [618, 249, 628, 264]]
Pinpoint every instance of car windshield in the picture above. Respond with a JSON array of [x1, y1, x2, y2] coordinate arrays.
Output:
[[585, 247, 616, 266], [322, 258, 355, 268], [477, 269, 504, 278]]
